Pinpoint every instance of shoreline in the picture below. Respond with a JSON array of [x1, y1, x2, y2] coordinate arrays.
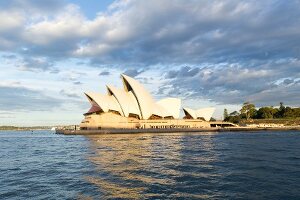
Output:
[[56, 126, 300, 135]]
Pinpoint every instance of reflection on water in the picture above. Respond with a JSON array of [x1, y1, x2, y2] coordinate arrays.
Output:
[[84, 131, 300, 199], [1, 131, 300, 199], [85, 133, 222, 199]]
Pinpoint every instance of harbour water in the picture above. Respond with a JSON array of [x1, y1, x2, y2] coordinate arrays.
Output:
[[0, 131, 300, 199]]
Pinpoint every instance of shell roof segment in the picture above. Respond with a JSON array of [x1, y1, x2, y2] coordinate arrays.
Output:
[[84, 74, 215, 120], [183, 107, 215, 121], [84, 92, 123, 114], [121, 74, 156, 119], [156, 98, 181, 119], [106, 85, 141, 118]]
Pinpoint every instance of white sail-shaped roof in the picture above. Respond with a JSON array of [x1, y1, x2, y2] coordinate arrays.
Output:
[[121, 74, 156, 119], [127, 91, 142, 118], [106, 85, 141, 118], [84, 92, 109, 112], [84, 92, 122, 114], [156, 98, 181, 119], [196, 107, 215, 121], [84, 75, 213, 120], [183, 107, 215, 121], [151, 104, 169, 117], [183, 107, 197, 119]]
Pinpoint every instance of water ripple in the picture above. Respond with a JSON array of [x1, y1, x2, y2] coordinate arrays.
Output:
[[0, 131, 300, 199]]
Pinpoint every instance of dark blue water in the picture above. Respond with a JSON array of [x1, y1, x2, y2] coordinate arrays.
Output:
[[0, 131, 300, 199]]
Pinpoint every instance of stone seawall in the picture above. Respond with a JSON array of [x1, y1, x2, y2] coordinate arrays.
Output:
[[56, 126, 300, 135]]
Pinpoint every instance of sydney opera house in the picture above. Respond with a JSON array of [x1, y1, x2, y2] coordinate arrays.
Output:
[[80, 74, 217, 130]]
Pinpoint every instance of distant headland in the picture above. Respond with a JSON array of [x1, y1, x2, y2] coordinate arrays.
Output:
[[0, 126, 52, 131]]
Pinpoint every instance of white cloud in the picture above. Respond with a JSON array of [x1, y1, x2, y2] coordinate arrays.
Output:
[[1, 0, 300, 63], [0, 0, 300, 125], [0, 10, 24, 33], [23, 4, 84, 46]]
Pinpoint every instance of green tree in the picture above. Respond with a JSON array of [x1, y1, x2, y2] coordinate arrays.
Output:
[[278, 102, 286, 117], [240, 102, 256, 120], [223, 109, 229, 120], [210, 117, 216, 122], [256, 107, 276, 119], [279, 102, 285, 111], [283, 107, 295, 118], [230, 111, 239, 116], [294, 108, 300, 118], [224, 110, 241, 123]]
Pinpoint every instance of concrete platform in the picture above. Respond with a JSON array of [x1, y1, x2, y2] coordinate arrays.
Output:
[[56, 126, 300, 135]]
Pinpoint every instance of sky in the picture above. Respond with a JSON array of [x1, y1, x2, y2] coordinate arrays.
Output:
[[0, 0, 300, 126]]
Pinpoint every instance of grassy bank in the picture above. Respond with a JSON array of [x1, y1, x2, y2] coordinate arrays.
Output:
[[241, 118, 300, 126]]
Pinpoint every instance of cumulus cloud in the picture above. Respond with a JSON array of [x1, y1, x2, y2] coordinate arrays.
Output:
[[0, 0, 300, 108], [161, 59, 300, 106], [0, 0, 299, 63], [99, 71, 110, 76], [247, 82, 300, 106], [59, 89, 80, 98], [165, 66, 200, 79], [0, 0, 65, 51], [0, 110, 15, 119], [0, 0, 64, 13], [2, 54, 17, 59], [283, 79, 294, 85], [73, 81, 82, 85], [0, 86, 62, 111], [17, 57, 56, 72], [123, 69, 145, 77]]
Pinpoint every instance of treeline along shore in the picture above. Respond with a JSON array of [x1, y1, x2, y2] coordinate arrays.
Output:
[[224, 102, 300, 126]]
